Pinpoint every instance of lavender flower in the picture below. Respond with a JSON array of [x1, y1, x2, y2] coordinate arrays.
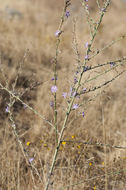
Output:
[[85, 42, 89, 48], [5, 106, 9, 113], [50, 101, 54, 108], [110, 62, 116, 67], [83, 88, 87, 92], [55, 30, 62, 37], [51, 76, 57, 81], [51, 85, 57, 93], [29, 157, 34, 163], [12, 124, 16, 128], [62, 92, 67, 98], [101, 8, 106, 12], [23, 104, 27, 109], [82, 112, 85, 117], [75, 71, 79, 75], [85, 55, 89, 60], [74, 76, 78, 84], [66, 11, 70, 18], [83, 66, 89, 72], [73, 104, 79, 110]]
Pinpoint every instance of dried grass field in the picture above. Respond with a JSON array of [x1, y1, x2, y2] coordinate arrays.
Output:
[[0, 0, 126, 189]]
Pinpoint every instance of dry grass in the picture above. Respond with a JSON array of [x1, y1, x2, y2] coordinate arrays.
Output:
[[0, 0, 126, 189]]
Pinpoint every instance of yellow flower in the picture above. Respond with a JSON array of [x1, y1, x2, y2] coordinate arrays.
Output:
[[77, 145, 81, 149], [62, 141, 66, 145], [26, 142, 30, 146], [123, 157, 126, 159], [102, 162, 104, 165], [94, 186, 96, 190], [89, 162, 92, 166], [44, 144, 48, 147], [72, 135, 75, 139]]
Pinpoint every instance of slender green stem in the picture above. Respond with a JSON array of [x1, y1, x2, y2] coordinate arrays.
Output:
[[53, 0, 69, 143]]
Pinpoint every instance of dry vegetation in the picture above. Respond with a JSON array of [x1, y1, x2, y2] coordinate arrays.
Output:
[[0, 0, 126, 189]]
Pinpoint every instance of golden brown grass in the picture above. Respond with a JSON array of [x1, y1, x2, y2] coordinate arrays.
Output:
[[0, 0, 126, 189]]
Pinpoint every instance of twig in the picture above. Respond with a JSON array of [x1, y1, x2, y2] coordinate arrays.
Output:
[[61, 140, 126, 150], [0, 82, 55, 129]]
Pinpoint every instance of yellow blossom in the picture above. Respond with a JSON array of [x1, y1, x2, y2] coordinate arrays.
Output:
[[72, 135, 75, 139], [26, 142, 30, 146], [94, 186, 96, 190], [89, 162, 92, 166], [40, 140, 43, 144], [77, 145, 81, 149], [62, 141, 66, 145], [44, 144, 47, 147], [123, 157, 126, 159]]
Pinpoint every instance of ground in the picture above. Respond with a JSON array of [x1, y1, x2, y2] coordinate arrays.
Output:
[[0, 0, 126, 189]]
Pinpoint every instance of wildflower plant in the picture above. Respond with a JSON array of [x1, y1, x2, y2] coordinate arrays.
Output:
[[45, 0, 126, 189], [0, 0, 126, 190]]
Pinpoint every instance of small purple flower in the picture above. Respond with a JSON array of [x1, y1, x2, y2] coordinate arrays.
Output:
[[85, 42, 88, 48], [101, 8, 106, 12], [85, 55, 89, 60], [66, 11, 70, 18], [55, 30, 62, 37], [83, 88, 87, 92], [51, 85, 58, 93], [82, 112, 85, 117], [110, 62, 116, 67], [85, 0, 88, 2], [12, 124, 16, 128], [23, 104, 27, 109], [74, 76, 78, 84], [75, 71, 79, 75], [51, 77, 54, 81], [50, 101, 54, 108], [51, 76, 57, 81], [5, 106, 9, 113], [29, 157, 34, 163], [83, 66, 89, 72], [73, 104, 79, 110], [62, 92, 67, 98]]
